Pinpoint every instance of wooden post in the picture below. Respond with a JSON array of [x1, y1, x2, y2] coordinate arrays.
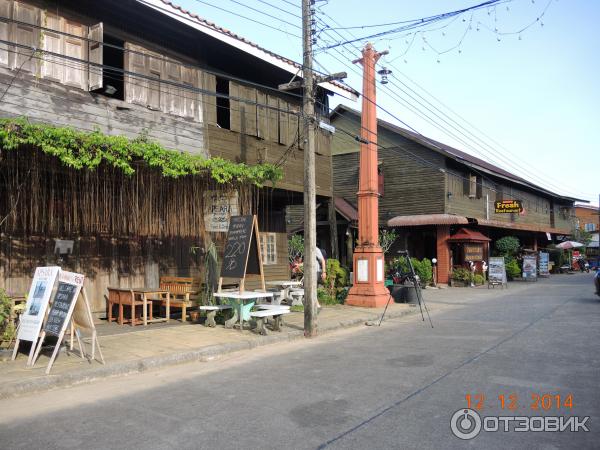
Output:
[[328, 198, 339, 260], [302, 0, 317, 337]]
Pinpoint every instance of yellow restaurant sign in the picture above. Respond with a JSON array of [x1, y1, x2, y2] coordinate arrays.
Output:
[[495, 199, 523, 214]]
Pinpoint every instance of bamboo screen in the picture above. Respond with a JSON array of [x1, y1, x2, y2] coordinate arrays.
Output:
[[0, 149, 257, 238]]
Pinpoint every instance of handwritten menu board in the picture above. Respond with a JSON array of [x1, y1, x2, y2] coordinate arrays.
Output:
[[220, 215, 261, 279], [44, 282, 78, 336]]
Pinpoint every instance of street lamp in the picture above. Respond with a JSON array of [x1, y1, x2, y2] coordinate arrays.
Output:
[[432, 258, 438, 287]]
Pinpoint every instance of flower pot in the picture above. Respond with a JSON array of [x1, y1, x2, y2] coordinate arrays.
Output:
[[189, 310, 200, 323]]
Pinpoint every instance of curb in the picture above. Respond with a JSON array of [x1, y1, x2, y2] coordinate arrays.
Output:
[[0, 306, 418, 400]]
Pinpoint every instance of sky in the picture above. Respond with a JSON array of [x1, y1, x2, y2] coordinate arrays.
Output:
[[175, 0, 599, 206]]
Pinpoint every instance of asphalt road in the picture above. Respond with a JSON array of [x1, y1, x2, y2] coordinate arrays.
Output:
[[1, 273, 598, 449]]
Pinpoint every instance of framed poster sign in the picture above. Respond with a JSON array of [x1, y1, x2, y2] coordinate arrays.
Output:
[[539, 252, 550, 277], [12, 266, 60, 364], [522, 255, 537, 281], [488, 257, 507, 288]]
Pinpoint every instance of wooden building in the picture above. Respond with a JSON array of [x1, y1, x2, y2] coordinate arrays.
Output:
[[330, 105, 581, 284], [0, 0, 357, 313]]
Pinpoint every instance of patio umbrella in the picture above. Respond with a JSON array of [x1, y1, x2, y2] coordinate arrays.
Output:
[[555, 241, 585, 249]]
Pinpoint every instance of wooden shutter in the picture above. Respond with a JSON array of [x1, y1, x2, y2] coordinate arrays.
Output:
[[41, 12, 63, 82], [181, 65, 198, 119], [0, 0, 12, 67], [287, 104, 299, 146], [462, 174, 469, 197], [256, 90, 267, 139], [13, 1, 39, 73], [241, 86, 257, 136], [476, 176, 483, 199], [87, 22, 103, 91], [125, 43, 148, 106], [278, 99, 289, 145], [229, 81, 241, 132], [63, 20, 86, 89], [202, 71, 216, 125], [266, 95, 279, 142], [147, 52, 162, 110], [163, 59, 181, 115]]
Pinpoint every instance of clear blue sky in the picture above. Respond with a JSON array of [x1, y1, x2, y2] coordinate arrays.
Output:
[[176, 0, 599, 205]]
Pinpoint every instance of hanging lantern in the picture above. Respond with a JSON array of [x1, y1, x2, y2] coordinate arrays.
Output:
[[377, 67, 392, 84]]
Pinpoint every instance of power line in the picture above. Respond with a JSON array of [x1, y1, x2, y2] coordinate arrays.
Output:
[[316, 0, 507, 52], [225, 0, 301, 30], [314, 8, 592, 199]]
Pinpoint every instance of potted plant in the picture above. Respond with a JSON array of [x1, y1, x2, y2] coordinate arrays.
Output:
[[451, 267, 473, 287]]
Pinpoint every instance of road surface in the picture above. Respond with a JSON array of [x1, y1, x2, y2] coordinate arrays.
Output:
[[1, 273, 598, 449]]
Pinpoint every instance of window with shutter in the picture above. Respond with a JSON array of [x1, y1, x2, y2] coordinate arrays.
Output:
[[0, 0, 12, 67], [13, 2, 39, 73], [41, 12, 63, 82], [259, 233, 277, 265], [203, 71, 217, 125], [266, 95, 279, 142], [469, 174, 477, 198], [63, 20, 86, 89]]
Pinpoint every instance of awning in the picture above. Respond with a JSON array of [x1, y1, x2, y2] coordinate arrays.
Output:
[[334, 197, 358, 222], [387, 214, 469, 227], [447, 228, 491, 242], [476, 219, 570, 235]]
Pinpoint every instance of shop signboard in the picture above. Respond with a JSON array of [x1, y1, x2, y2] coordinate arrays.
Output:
[[464, 244, 483, 261], [204, 191, 239, 232], [495, 199, 523, 214]]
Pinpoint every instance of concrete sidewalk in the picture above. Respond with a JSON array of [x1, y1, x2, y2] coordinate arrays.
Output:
[[0, 301, 419, 400], [0, 280, 542, 400]]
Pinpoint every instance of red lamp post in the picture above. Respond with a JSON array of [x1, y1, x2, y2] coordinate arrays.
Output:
[[345, 43, 390, 308]]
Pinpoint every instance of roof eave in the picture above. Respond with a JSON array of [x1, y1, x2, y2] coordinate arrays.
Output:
[[138, 0, 358, 100]]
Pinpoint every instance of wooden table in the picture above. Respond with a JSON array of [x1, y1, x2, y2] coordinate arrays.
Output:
[[107, 287, 170, 326], [213, 291, 273, 331]]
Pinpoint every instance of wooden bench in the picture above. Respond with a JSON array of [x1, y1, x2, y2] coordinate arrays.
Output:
[[159, 276, 199, 322], [250, 307, 290, 335], [107, 288, 153, 326], [198, 304, 233, 327]]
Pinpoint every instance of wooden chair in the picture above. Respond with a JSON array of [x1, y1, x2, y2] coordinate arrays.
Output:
[[159, 276, 199, 322], [107, 288, 153, 326]]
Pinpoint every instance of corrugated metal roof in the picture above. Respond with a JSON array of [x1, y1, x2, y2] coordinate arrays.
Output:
[[331, 105, 585, 203], [387, 214, 469, 227], [137, 0, 358, 100]]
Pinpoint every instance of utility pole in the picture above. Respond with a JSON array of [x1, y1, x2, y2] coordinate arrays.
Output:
[[345, 43, 390, 308], [302, 0, 317, 337]]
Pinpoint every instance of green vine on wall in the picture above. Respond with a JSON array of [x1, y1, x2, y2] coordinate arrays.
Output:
[[0, 118, 283, 186]]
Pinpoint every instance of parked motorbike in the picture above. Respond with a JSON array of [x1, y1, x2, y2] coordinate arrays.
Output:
[[595, 269, 600, 297]]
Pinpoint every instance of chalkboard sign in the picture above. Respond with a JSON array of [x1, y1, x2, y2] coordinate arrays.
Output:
[[219, 215, 264, 292], [44, 282, 78, 336]]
